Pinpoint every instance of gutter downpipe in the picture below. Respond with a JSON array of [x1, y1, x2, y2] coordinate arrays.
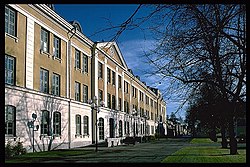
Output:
[[67, 27, 76, 149], [91, 42, 98, 144]]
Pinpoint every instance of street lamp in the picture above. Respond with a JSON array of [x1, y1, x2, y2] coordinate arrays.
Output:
[[27, 113, 39, 152], [88, 96, 104, 152], [130, 109, 137, 144]]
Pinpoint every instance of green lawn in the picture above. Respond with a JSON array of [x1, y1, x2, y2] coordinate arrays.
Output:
[[162, 138, 246, 163]]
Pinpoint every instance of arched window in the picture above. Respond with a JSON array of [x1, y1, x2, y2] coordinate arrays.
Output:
[[119, 120, 123, 137], [127, 122, 130, 135], [75, 114, 81, 135], [83, 115, 89, 135], [99, 118, 104, 140], [41, 110, 50, 135], [5, 105, 16, 136], [109, 118, 114, 138], [53, 112, 61, 135]]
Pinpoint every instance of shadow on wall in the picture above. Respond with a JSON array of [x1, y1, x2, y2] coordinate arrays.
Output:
[[5, 88, 69, 152]]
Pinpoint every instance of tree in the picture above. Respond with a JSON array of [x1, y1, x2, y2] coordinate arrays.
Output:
[[96, 4, 246, 155], [144, 4, 246, 155]]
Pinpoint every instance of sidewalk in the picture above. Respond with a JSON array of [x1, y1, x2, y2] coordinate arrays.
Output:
[[40, 138, 192, 163]]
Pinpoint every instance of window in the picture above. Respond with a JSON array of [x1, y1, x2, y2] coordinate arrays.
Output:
[[83, 84, 88, 103], [75, 82, 80, 101], [127, 122, 130, 134], [124, 101, 127, 113], [112, 71, 116, 85], [99, 118, 104, 140], [151, 125, 154, 135], [140, 91, 144, 101], [52, 73, 60, 96], [75, 49, 80, 69], [118, 75, 121, 88], [40, 68, 49, 93], [127, 101, 129, 113], [76, 115, 81, 135], [83, 116, 89, 135], [99, 89, 103, 102], [98, 62, 103, 78], [41, 110, 50, 135], [124, 101, 129, 113], [41, 28, 49, 53], [107, 93, 111, 109], [146, 95, 149, 105], [5, 6, 16, 36], [124, 121, 127, 135], [124, 81, 129, 93], [53, 35, 61, 58], [109, 118, 114, 138], [82, 54, 88, 73], [5, 55, 15, 85], [151, 99, 153, 107], [112, 95, 116, 110], [107, 67, 111, 83], [151, 112, 154, 120], [132, 86, 137, 98], [119, 120, 123, 137], [53, 112, 61, 135], [5, 105, 16, 136], [118, 98, 122, 111]]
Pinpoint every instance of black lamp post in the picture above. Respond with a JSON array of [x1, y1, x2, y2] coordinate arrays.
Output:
[[129, 109, 137, 145], [89, 96, 104, 152], [27, 113, 39, 152]]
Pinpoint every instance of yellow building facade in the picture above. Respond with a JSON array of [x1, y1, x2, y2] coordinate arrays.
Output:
[[5, 4, 167, 152]]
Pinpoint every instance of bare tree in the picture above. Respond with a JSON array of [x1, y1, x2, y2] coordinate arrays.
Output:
[[145, 4, 246, 155], [96, 4, 246, 155]]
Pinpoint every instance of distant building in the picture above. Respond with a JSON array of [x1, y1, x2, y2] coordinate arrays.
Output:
[[5, 4, 167, 152]]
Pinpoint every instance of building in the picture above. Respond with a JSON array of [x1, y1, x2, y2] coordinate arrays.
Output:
[[5, 4, 167, 152]]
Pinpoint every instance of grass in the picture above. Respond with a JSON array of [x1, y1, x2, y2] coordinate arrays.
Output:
[[5, 149, 93, 163], [161, 138, 246, 163], [190, 138, 214, 144]]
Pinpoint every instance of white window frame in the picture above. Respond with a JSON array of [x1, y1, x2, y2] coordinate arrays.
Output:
[[40, 68, 49, 93], [5, 6, 16, 37], [5, 55, 15, 85], [83, 116, 89, 135], [5, 105, 16, 136], [52, 73, 60, 96], [83, 84, 88, 103], [75, 49, 81, 69], [75, 82, 80, 101], [53, 35, 61, 59], [40, 28, 49, 53]]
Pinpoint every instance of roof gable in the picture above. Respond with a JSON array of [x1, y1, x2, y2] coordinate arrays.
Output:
[[97, 42, 128, 70]]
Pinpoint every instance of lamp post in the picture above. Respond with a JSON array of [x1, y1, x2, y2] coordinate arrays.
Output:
[[88, 96, 104, 152], [131, 109, 137, 144], [27, 113, 39, 152]]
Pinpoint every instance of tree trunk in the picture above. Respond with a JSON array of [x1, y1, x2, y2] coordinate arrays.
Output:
[[220, 124, 228, 148], [228, 116, 238, 155]]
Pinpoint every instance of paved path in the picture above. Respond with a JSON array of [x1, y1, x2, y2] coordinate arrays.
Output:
[[41, 138, 192, 163]]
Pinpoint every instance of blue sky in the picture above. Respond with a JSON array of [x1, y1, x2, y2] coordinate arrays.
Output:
[[54, 4, 186, 119]]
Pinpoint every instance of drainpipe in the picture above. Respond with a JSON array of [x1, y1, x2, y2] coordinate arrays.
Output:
[[91, 42, 98, 144], [67, 27, 76, 149]]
